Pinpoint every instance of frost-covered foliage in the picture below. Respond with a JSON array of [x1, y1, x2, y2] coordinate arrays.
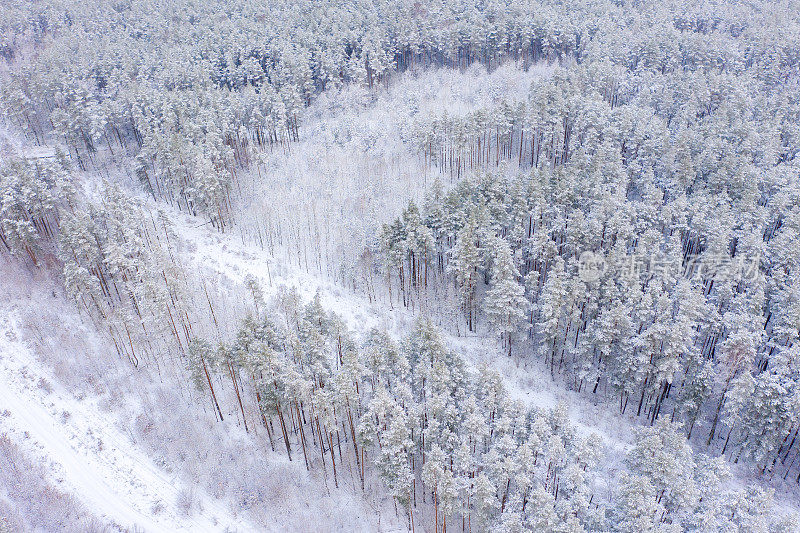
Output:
[[0, 149, 199, 372], [1, 0, 800, 530], [369, 0, 800, 483], [0, 153, 72, 264], [3, 0, 797, 226], [380, 164, 800, 481], [0, 0, 601, 223], [0, 434, 106, 532], [184, 291, 792, 531]]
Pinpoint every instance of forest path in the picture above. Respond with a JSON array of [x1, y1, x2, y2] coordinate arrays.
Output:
[[0, 307, 251, 532]]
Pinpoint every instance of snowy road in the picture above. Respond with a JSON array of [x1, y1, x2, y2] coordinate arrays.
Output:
[[0, 313, 249, 532]]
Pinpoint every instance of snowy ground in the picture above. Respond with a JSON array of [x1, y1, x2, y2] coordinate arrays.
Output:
[[0, 251, 407, 532], [233, 61, 553, 282], [0, 259, 254, 531]]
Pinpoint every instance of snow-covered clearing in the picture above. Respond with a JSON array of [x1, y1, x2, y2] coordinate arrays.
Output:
[[234, 62, 553, 278]]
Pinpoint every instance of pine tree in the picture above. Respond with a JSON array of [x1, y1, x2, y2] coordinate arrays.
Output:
[[359, 388, 415, 525], [472, 472, 500, 530], [187, 338, 224, 422], [484, 237, 528, 356], [449, 212, 481, 331], [613, 474, 668, 533], [626, 420, 699, 521]]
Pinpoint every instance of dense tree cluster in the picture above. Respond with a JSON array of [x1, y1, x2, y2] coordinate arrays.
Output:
[[381, 159, 800, 480], [380, 58, 800, 480], [2, 0, 800, 527], [0, 152, 191, 369], [191, 290, 792, 532], [58, 183, 191, 368], [5, 0, 796, 227], [367, 0, 800, 486], [0, 152, 69, 265]]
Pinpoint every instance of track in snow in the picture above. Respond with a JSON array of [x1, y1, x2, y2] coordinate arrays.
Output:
[[0, 312, 250, 532]]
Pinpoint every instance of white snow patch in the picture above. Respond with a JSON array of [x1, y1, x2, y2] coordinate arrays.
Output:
[[0, 312, 251, 532]]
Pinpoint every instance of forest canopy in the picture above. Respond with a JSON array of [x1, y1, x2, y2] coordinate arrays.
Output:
[[1, 0, 800, 531]]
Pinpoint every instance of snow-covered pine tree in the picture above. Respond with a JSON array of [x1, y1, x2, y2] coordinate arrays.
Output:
[[483, 237, 528, 356]]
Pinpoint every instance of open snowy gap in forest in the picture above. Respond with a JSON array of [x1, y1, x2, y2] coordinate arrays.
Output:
[[233, 62, 554, 282], [0, 258, 259, 531]]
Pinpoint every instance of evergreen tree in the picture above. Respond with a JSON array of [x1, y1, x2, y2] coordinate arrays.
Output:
[[484, 237, 528, 356]]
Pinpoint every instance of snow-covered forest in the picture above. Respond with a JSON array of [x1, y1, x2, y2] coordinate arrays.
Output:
[[1, 0, 800, 530]]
